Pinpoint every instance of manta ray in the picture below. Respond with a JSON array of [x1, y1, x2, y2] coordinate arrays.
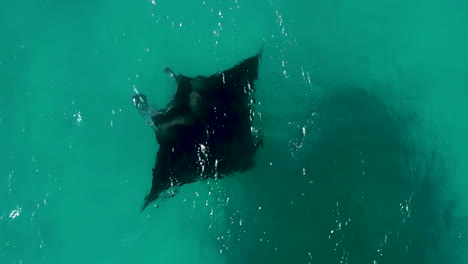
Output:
[[133, 51, 263, 210]]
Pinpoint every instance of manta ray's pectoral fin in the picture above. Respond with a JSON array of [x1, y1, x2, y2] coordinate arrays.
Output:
[[255, 138, 264, 150], [141, 182, 165, 211], [215, 50, 262, 89], [141, 197, 160, 211], [141, 143, 181, 211]]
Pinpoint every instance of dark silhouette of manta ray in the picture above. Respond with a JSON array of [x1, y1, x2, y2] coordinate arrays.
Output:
[[133, 51, 263, 210]]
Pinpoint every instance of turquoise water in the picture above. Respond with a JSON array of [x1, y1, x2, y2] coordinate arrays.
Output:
[[2, 0, 468, 263]]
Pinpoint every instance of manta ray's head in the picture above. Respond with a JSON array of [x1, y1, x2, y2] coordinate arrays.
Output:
[[190, 77, 208, 91], [189, 77, 208, 113], [189, 91, 202, 112]]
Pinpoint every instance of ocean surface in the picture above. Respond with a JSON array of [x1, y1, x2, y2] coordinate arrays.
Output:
[[1, 0, 468, 263]]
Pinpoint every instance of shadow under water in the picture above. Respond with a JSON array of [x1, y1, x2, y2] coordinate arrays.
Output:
[[223, 85, 464, 264]]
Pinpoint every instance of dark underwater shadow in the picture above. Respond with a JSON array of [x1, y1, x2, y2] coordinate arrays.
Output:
[[221, 85, 464, 264]]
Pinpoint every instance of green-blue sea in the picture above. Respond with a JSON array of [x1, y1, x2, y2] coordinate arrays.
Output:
[[1, 0, 467, 263]]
